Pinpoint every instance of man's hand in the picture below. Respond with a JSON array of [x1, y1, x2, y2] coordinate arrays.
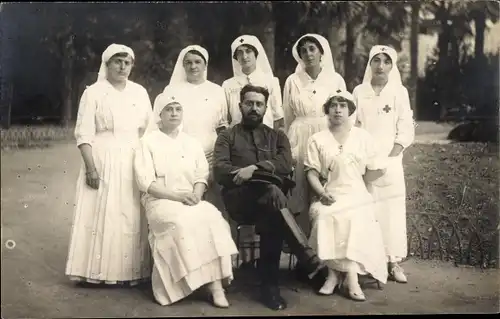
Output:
[[319, 192, 335, 206], [231, 165, 258, 185]]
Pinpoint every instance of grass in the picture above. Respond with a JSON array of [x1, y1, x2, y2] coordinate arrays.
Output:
[[404, 143, 498, 220], [0, 125, 75, 150], [403, 142, 499, 267]]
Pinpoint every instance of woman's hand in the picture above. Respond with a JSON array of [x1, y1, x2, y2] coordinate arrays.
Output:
[[319, 192, 335, 206], [364, 168, 386, 183], [179, 192, 200, 206], [388, 143, 404, 157], [85, 170, 100, 189]]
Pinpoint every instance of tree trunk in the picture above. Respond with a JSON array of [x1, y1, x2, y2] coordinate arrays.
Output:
[[345, 20, 356, 91], [273, 2, 296, 87], [262, 19, 276, 71], [436, 4, 452, 120], [410, 1, 420, 118], [327, 20, 345, 77], [474, 10, 486, 60], [60, 34, 74, 128]]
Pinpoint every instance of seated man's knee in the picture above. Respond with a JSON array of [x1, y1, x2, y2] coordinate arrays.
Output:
[[258, 184, 287, 209], [267, 184, 287, 200]]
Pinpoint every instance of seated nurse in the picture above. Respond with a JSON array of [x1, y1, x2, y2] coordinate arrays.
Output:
[[133, 93, 238, 308], [305, 90, 388, 302]]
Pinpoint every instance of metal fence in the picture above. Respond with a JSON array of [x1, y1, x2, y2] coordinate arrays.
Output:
[[407, 211, 499, 268]]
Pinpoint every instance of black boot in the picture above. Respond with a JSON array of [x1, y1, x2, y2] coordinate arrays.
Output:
[[260, 285, 287, 311]]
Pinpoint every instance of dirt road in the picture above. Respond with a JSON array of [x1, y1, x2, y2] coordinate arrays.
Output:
[[1, 143, 498, 317]]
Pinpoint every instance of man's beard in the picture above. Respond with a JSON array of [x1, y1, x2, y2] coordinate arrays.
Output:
[[242, 113, 264, 128]]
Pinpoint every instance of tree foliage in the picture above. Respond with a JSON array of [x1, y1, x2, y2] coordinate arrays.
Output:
[[5, 1, 497, 126]]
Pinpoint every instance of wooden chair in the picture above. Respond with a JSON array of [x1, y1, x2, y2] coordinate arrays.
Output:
[[233, 170, 297, 270]]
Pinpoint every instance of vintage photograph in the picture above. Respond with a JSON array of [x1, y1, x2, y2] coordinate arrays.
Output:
[[1, 1, 499, 317]]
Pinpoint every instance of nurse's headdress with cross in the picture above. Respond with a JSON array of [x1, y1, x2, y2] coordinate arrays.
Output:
[[323, 89, 357, 116], [153, 91, 184, 126], [230, 35, 274, 78], [362, 45, 402, 86]]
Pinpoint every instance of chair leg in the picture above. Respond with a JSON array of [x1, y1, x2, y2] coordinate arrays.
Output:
[[288, 254, 297, 271], [235, 227, 241, 268], [377, 280, 384, 290], [250, 241, 256, 266]]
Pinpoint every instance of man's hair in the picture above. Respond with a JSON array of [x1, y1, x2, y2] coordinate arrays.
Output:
[[240, 84, 269, 105], [323, 96, 356, 116], [239, 84, 270, 105]]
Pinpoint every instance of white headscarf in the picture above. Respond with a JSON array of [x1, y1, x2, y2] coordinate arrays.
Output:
[[292, 33, 337, 77], [325, 89, 357, 116], [168, 44, 209, 86], [153, 91, 184, 133], [230, 35, 274, 78], [362, 45, 402, 86], [96, 43, 135, 82]]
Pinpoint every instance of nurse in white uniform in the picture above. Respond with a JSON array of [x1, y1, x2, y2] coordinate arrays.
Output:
[[352, 45, 415, 283], [222, 34, 284, 130]]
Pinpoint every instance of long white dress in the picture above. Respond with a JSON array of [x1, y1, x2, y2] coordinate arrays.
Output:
[[305, 128, 388, 283], [283, 69, 346, 234], [66, 80, 155, 284], [134, 129, 238, 306], [353, 82, 415, 262], [222, 70, 284, 128]]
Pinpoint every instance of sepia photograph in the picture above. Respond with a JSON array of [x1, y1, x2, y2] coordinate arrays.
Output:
[[1, 1, 499, 317]]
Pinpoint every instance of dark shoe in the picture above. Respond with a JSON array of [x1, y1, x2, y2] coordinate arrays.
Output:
[[294, 262, 310, 282], [295, 262, 328, 291], [260, 286, 287, 311], [239, 260, 257, 270], [310, 266, 329, 291]]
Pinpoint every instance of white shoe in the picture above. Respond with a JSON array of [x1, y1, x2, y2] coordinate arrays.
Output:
[[207, 280, 230, 308], [339, 278, 366, 302], [211, 290, 230, 308], [318, 270, 339, 295], [389, 264, 408, 283]]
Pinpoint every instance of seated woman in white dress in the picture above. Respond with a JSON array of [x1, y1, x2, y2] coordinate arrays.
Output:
[[134, 93, 238, 308], [305, 90, 388, 302]]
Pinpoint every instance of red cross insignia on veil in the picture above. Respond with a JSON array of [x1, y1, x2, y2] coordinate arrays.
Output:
[[239, 38, 244, 43], [336, 89, 342, 93]]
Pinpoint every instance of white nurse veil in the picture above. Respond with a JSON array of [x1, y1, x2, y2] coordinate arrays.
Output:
[[96, 43, 135, 82], [291, 33, 337, 77], [230, 35, 274, 78], [362, 45, 402, 86], [168, 44, 210, 86], [153, 91, 184, 133]]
